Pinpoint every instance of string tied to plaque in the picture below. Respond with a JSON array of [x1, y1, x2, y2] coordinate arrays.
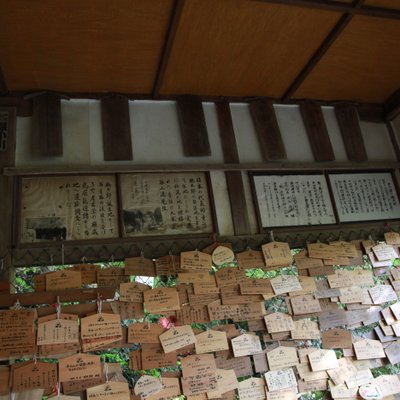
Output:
[[33, 353, 37, 364], [11, 299, 23, 310], [50, 253, 54, 266], [269, 230, 274, 242], [104, 362, 109, 383], [61, 243, 65, 266], [97, 294, 103, 314], [81, 256, 87, 263], [169, 250, 175, 272], [0, 258, 4, 271], [384, 222, 392, 232], [11, 392, 15, 400], [56, 381, 61, 399], [56, 296, 61, 320]]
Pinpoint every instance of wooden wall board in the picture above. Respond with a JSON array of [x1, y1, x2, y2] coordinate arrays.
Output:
[[334, 103, 367, 162], [176, 96, 211, 157], [101, 95, 133, 161], [300, 102, 335, 162], [32, 94, 63, 157], [216, 102, 240, 164], [0, 287, 116, 308], [159, 0, 341, 97], [293, 16, 400, 103], [0, 0, 174, 93], [249, 100, 286, 161]]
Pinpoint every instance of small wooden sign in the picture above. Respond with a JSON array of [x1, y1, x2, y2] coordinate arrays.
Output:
[[262, 242, 292, 268], [195, 330, 229, 354], [87, 382, 130, 400], [159, 325, 196, 353], [58, 353, 102, 382], [231, 333, 262, 357], [180, 251, 212, 272], [45, 270, 82, 291], [144, 287, 181, 314]]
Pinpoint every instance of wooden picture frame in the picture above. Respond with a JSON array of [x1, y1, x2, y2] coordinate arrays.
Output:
[[328, 171, 400, 223], [118, 171, 216, 237], [18, 174, 120, 243]]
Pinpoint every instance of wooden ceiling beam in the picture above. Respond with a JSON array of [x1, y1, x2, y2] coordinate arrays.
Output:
[[281, 0, 364, 102], [0, 66, 8, 95], [253, 0, 400, 19], [252, 0, 353, 13], [152, 0, 185, 98], [384, 89, 400, 122], [281, 13, 354, 102]]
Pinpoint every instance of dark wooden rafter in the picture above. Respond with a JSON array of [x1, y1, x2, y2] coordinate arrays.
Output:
[[300, 101, 335, 162], [249, 99, 287, 161], [176, 95, 211, 156], [252, 0, 400, 20], [281, 0, 365, 102], [215, 102, 240, 164], [152, 0, 185, 98], [101, 94, 133, 161], [32, 93, 63, 157], [0, 66, 8, 95], [384, 89, 400, 122], [334, 103, 367, 162]]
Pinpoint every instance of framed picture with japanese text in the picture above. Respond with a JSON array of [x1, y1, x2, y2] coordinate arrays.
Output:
[[328, 172, 400, 222], [119, 172, 215, 237], [250, 172, 336, 229], [19, 174, 119, 243]]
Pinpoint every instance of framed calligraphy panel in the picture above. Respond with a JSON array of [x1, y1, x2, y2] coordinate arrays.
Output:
[[328, 172, 400, 222], [20, 175, 119, 242], [120, 172, 214, 236], [250, 173, 336, 229]]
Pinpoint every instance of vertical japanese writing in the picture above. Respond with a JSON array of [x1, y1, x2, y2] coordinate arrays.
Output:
[[21, 176, 119, 242], [330, 173, 400, 222], [255, 175, 335, 227], [122, 173, 213, 236]]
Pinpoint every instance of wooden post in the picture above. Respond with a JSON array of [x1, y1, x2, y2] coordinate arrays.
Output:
[[0, 107, 17, 293]]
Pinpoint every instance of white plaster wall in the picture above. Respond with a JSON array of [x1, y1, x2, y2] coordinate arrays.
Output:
[[14, 99, 397, 237], [321, 106, 348, 162], [360, 121, 396, 161], [16, 100, 91, 166], [229, 103, 263, 163], [274, 104, 314, 162]]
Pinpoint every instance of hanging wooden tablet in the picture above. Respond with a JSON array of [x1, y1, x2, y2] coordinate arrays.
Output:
[[45, 270, 82, 291], [87, 381, 130, 400], [262, 242, 292, 268]]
